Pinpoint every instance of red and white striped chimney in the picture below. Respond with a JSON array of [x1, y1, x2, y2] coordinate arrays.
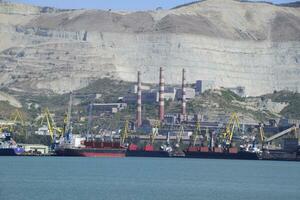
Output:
[[136, 71, 142, 127], [181, 68, 186, 120], [159, 67, 165, 122]]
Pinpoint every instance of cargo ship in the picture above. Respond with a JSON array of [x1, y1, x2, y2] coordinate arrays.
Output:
[[261, 149, 300, 161], [55, 139, 126, 157], [261, 139, 300, 161], [125, 144, 172, 157], [183, 146, 260, 160], [0, 132, 24, 156]]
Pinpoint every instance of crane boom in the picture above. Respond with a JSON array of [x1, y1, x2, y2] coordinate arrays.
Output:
[[46, 112, 54, 141], [150, 121, 159, 145], [40, 108, 62, 142], [87, 103, 93, 137], [191, 121, 200, 146], [120, 120, 129, 145], [259, 124, 265, 143], [65, 92, 73, 134], [9, 109, 26, 134], [223, 112, 240, 146], [176, 124, 184, 146], [265, 126, 297, 143]]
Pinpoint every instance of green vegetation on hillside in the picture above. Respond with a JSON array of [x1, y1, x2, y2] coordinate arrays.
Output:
[[0, 101, 18, 119], [221, 89, 245, 102], [263, 90, 300, 119], [187, 89, 274, 121], [77, 78, 133, 102]]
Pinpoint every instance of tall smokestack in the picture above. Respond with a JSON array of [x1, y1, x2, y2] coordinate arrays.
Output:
[[136, 71, 142, 127], [181, 68, 186, 120], [159, 67, 165, 121]]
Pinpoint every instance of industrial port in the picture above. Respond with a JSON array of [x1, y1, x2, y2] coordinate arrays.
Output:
[[1, 67, 299, 161], [0, 0, 299, 161], [1, 1, 300, 200]]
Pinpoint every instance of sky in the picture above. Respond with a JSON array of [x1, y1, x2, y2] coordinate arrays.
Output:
[[10, 0, 297, 11]]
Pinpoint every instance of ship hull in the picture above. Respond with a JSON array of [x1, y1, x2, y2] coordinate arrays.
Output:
[[261, 150, 300, 161], [55, 148, 126, 157], [0, 148, 24, 156], [126, 150, 171, 157], [184, 151, 259, 160]]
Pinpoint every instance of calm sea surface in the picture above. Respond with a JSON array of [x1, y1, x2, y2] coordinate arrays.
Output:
[[0, 157, 299, 200]]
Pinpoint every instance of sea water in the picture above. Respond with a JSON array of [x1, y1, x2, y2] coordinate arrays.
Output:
[[0, 157, 299, 200]]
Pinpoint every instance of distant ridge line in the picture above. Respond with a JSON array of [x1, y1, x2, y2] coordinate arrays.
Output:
[[240, 0, 300, 7], [172, 0, 300, 10], [171, 1, 204, 10]]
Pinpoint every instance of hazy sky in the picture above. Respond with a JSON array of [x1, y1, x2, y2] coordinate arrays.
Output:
[[10, 0, 297, 10]]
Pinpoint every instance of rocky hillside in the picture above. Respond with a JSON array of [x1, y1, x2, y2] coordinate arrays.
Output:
[[0, 0, 299, 95]]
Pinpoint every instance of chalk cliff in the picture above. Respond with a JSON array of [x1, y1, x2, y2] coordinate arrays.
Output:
[[0, 0, 299, 95]]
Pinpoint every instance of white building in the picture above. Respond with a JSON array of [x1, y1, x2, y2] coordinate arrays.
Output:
[[35, 125, 50, 136], [20, 144, 49, 154], [131, 84, 151, 94], [164, 87, 176, 101]]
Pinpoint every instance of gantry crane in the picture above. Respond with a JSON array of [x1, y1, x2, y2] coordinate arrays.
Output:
[[9, 109, 26, 134], [264, 125, 298, 143], [259, 123, 298, 150], [64, 92, 73, 140], [86, 102, 93, 137], [175, 124, 184, 148], [120, 120, 129, 145], [259, 124, 266, 147], [223, 112, 240, 147], [40, 108, 62, 142], [150, 121, 159, 145], [190, 120, 201, 146]]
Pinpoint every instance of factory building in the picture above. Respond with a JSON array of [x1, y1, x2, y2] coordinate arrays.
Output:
[[164, 87, 176, 101], [130, 84, 151, 94], [175, 88, 195, 101], [123, 92, 158, 104], [143, 91, 159, 103], [124, 88, 176, 104], [19, 144, 49, 155], [164, 114, 179, 125], [195, 80, 215, 95], [92, 103, 127, 113]]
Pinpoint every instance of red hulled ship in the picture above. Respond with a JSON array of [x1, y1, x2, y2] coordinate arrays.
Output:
[[55, 139, 126, 157]]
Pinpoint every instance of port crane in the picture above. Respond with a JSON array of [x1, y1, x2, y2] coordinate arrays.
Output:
[[264, 125, 298, 143], [4, 109, 28, 142], [150, 121, 159, 145], [120, 120, 129, 145], [86, 102, 93, 138], [64, 92, 73, 141], [40, 108, 62, 143], [259, 124, 266, 147], [190, 120, 201, 146], [9, 109, 26, 135], [222, 112, 240, 147], [258, 123, 298, 150], [175, 124, 184, 147]]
